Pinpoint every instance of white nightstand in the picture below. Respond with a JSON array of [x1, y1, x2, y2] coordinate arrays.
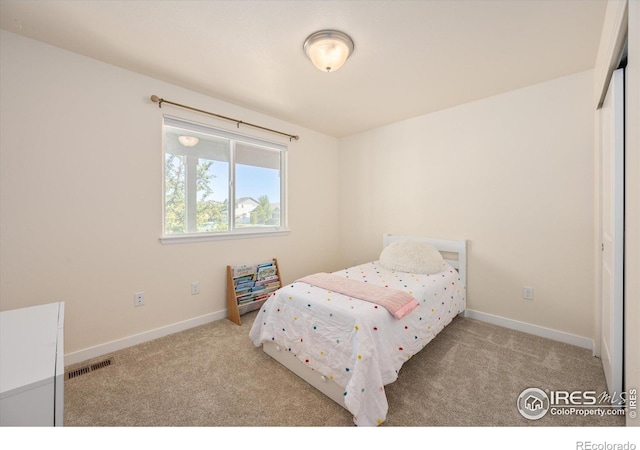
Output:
[[0, 302, 65, 426]]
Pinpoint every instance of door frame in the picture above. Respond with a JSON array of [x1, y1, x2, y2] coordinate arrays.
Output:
[[597, 67, 625, 400]]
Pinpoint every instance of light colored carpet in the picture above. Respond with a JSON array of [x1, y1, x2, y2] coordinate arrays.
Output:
[[64, 311, 624, 427]]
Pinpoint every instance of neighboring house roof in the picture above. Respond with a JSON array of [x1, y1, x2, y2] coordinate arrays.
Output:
[[236, 197, 259, 207]]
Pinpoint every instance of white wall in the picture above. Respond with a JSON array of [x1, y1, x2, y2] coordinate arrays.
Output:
[[0, 31, 341, 359], [338, 71, 596, 341]]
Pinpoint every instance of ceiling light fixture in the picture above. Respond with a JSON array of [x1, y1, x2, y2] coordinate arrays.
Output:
[[303, 30, 354, 73], [178, 135, 199, 147]]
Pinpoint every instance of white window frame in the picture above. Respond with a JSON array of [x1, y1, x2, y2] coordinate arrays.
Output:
[[160, 115, 289, 243]]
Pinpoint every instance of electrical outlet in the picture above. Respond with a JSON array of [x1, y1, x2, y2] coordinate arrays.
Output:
[[134, 292, 145, 307], [191, 282, 200, 295], [523, 287, 534, 301]]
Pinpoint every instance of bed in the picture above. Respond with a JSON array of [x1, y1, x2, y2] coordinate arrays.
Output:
[[249, 234, 466, 426]]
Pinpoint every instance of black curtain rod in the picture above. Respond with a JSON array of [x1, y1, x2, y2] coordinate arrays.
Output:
[[150, 95, 299, 142]]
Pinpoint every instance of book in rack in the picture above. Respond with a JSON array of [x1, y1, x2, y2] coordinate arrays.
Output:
[[226, 259, 281, 325]]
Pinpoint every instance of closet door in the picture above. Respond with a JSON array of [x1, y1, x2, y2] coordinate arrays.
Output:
[[599, 67, 624, 401]]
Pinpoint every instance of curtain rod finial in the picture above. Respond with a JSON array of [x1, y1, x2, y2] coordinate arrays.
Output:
[[150, 95, 163, 107]]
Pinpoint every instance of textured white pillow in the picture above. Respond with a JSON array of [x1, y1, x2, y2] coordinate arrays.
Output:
[[379, 239, 445, 274]]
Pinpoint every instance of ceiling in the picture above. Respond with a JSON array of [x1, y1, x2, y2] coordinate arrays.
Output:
[[0, 0, 607, 138]]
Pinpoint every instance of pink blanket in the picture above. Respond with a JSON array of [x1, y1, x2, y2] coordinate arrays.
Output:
[[296, 272, 419, 319]]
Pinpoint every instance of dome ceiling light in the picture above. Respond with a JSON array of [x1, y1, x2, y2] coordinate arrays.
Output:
[[303, 30, 354, 73]]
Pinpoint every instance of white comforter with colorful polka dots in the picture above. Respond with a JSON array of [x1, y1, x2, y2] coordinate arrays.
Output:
[[249, 261, 465, 426]]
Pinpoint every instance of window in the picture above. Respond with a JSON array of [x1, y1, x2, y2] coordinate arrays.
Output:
[[162, 116, 287, 241]]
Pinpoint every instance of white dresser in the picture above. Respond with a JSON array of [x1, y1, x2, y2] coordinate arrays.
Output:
[[0, 302, 64, 426]]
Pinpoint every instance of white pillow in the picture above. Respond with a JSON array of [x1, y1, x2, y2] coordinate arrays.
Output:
[[379, 239, 445, 274]]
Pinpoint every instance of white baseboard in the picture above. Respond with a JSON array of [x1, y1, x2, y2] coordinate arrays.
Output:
[[463, 309, 594, 351], [64, 309, 229, 366], [65, 307, 595, 366]]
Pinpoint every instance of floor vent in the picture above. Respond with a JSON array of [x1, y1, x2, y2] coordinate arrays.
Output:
[[66, 357, 114, 380]]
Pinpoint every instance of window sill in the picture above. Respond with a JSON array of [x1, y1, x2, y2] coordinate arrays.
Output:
[[159, 228, 291, 244]]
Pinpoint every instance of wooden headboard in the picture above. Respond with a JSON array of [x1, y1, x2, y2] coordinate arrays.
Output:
[[382, 234, 467, 292]]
